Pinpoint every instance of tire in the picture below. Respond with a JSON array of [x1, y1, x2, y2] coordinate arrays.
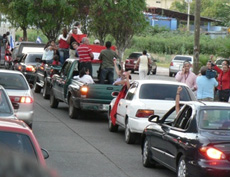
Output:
[[108, 110, 118, 132], [152, 68, 157, 75], [50, 88, 59, 108], [125, 121, 136, 144], [68, 96, 80, 119], [131, 70, 134, 74], [34, 77, 42, 93], [169, 72, 173, 77], [142, 138, 155, 167], [177, 156, 189, 177], [43, 78, 50, 99]]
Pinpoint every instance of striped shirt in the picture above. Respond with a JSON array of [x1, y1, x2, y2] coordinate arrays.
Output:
[[77, 44, 92, 62]]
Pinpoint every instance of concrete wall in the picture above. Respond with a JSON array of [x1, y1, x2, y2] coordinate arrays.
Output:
[[146, 0, 179, 9]]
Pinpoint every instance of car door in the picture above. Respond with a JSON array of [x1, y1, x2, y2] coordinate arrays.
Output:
[[116, 83, 138, 127], [53, 61, 71, 100], [162, 105, 194, 170]]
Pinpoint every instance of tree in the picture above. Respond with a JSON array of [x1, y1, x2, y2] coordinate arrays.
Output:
[[27, 0, 77, 41], [89, 0, 148, 60], [0, 0, 31, 40]]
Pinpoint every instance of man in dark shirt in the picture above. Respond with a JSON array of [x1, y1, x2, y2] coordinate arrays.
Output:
[[99, 41, 120, 84]]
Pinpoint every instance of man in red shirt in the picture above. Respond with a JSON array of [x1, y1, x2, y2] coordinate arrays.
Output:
[[77, 37, 94, 76]]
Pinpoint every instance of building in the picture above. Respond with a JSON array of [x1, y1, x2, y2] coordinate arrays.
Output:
[[146, 0, 179, 9]]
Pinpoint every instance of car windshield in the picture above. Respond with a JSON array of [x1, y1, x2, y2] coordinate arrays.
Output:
[[0, 131, 37, 160], [199, 109, 230, 130], [174, 56, 192, 62], [139, 84, 191, 101], [25, 54, 43, 63], [0, 73, 28, 90], [0, 89, 14, 115]]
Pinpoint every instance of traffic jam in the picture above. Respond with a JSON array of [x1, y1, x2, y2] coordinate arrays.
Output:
[[0, 32, 230, 177]]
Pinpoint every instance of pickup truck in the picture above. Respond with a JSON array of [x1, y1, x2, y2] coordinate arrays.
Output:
[[50, 58, 122, 119], [34, 62, 62, 99]]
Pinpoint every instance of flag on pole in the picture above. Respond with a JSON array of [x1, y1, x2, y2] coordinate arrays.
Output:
[[9, 35, 15, 50], [36, 36, 42, 43]]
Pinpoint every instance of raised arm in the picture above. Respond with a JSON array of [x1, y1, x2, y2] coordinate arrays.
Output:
[[114, 60, 120, 76]]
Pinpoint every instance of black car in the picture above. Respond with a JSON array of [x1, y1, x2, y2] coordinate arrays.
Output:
[[141, 101, 230, 177], [14, 52, 43, 85]]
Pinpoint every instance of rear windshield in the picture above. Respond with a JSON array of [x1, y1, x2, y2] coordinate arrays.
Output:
[[139, 84, 191, 101], [0, 89, 14, 115], [25, 54, 42, 63], [199, 109, 230, 130], [0, 73, 28, 90], [174, 56, 192, 62], [0, 131, 37, 160], [129, 53, 142, 59]]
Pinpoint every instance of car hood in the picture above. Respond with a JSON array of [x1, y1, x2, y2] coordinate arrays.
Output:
[[138, 99, 175, 116]]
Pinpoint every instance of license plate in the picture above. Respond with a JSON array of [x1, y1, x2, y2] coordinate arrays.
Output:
[[102, 104, 109, 110]]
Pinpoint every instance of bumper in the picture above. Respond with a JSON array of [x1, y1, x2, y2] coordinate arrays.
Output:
[[128, 117, 150, 133], [15, 110, 34, 125], [125, 64, 137, 71], [80, 102, 109, 111], [188, 160, 230, 177]]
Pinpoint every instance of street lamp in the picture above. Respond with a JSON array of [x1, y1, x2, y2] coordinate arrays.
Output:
[[185, 0, 192, 31]]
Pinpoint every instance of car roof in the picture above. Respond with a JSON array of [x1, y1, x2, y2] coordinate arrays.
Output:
[[26, 52, 43, 55], [134, 80, 189, 87], [0, 69, 24, 75], [174, 55, 193, 58], [183, 101, 230, 108]]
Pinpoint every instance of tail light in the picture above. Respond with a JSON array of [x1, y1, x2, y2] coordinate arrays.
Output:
[[125, 59, 130, 63], [135, 109, 154, 118], [26, 66, 35, 72], [18, 65, 22, 71], [170, 62, 173, 66], [80, 86, 88, 98], [10, 96, 33, 104], [199, 147, 226, 160]]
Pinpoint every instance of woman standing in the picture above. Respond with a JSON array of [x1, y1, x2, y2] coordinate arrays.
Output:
[[212, 61, 230, 102], [135, 50, 151, 80], [58, 27, 69, 64]]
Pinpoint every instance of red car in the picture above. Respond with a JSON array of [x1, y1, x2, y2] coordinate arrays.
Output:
[[125, 52, 157, 74], [0, 118, 49, 166]]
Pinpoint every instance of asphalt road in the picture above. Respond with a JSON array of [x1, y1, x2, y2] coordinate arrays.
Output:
[[32, 67, 177, 177]]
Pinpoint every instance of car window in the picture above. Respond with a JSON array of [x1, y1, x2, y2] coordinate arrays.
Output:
[[0, 131, 37, 160], [125, 83, 138, 100], [199, 108, 230, 130], [173, 56, 192, 62], [174, 105, 193, 129], [139, 84, 191, 101], [25, 54, 43, 63], [0, 73, 28, 90], [0, 89, 14, 115], [161, 106, 178, 124], [129, 53, 142, 59]]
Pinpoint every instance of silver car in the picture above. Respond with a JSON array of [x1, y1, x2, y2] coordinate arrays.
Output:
[[0, 70, 34, 128], [169, 55, 193, 77]]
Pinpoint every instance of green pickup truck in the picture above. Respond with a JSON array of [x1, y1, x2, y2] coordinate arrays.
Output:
[[50, 58, 122, 119]]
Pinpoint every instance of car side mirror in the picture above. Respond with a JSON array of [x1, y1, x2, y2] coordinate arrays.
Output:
[[111, 91, 119, 97], [148, 115, 160, 123], [41, 148, 49, 159]]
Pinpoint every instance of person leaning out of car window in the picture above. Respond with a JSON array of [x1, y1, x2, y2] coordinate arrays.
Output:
[[134, 50, 152, 80], [196, 66, 218, 101], [211, 60, 230, 102], [175, 61, 197, 91]]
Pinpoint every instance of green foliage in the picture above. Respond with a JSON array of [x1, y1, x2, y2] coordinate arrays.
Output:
[[16, 29, 48, 43], [137, 25, 169, 37]]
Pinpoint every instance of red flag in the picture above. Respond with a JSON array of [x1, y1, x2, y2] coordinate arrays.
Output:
[[89, 44, 117, 60], [72, 34, 87, 44]]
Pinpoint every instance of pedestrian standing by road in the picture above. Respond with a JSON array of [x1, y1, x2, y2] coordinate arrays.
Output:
[[196, 66, 218, 101], [212, 61, 230, 102], [175, 61, 197, 91], [98, 41, 120, 84], [67, 23, 80, 58], [134, 50, 151, 80], [58, 27, 69, 64], [77, 37, 94, 76]]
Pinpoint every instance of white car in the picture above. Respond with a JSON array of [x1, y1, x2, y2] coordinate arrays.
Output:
[[0, 70, 34, 128], [169, 55, 193, 77], [108, 80, 196, 144]]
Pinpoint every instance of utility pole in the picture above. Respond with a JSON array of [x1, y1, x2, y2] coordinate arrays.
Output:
[[193, 0, 200, 75]]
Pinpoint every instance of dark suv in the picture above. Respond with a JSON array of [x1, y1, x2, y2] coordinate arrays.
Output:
[[125, 52, 157, 74]]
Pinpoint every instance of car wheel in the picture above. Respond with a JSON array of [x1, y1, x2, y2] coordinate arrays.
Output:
[[108, 110, 118, 132], [131, 70, 134, 74], [125, 121, 136, 144], [34, 77, 42, 93], [69, 96, 80, 119], [50, 88, 59, 108], [169, 72, 173, 77], [152, 68, 156, 75], [142, 138, 155, 167], [43, 78, 50, 99], [177, 156, 188, 177]]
